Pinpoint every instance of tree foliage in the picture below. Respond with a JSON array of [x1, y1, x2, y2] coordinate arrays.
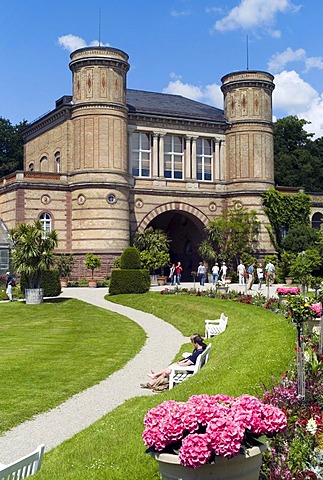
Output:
[[10, 220, 58, 288], [0, 117, 26, 177], [262, 188, 311, 249], [84, 253, 101, 279], [202, 206, 260, 268], [274, 116, 323, 191], [133, 227, 170, 274]]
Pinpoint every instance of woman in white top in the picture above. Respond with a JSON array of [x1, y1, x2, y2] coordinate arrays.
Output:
[[257, 263, 264, 290]]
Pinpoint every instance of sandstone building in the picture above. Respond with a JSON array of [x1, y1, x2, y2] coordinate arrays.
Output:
[[0, 46, 277, 279]]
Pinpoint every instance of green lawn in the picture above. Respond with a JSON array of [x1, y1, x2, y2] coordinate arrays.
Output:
[[0, 298, 145, 434], [33, 293, 296, 480]]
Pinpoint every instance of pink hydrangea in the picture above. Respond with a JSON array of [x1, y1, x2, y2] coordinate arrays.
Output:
[[142, 394, 287, 468], [276, 287, 300, 295], [310, 302, 322, 316]]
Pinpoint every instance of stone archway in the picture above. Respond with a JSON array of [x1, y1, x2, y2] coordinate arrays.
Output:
[[137, 203, 209, 281]]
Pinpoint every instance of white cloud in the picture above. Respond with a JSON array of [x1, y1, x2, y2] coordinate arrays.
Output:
[[273, 70, 323, 137], [268, 47, 323, 73], [170, 9, 192, 17], [58, 35, 86, 52], [214, 0, 298, 33], [57, 34, 109, 53], [163, 78, 222, 107]]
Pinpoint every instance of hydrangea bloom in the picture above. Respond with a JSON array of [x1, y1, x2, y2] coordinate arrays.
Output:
[[143, 394, 287, 468], [276, 287, 300, 295]]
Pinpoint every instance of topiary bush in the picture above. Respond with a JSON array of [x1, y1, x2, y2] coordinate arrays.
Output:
[[120, 247, 141, 270], [109, 269, 150, 295], [20, 269, 61, 297]]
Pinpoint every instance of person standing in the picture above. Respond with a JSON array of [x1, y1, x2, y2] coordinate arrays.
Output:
[[265, 261, 275, 286], [257, 263, 264, 291], [6, 281, 13, 301], [212, 263, 219, 285], [169, 263, 176, 285], [175, 262, 183, 285], [220, 262, 227, 282], [247, 263, 255, 290], [197, 262, 206, 286], [237, 261, 246, 285]]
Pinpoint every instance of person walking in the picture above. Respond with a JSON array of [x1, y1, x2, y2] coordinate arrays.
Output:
[[237, 261, 246, 285], [197, 262, 206, 286], [265, 261, 275, 286], [169, 263, 176, 285], [175, 262, 182, 285], [6, 281, 13, 301], [219, 262, 227, 282], [257, 263, 264, 291], [212, 263, 219, 285], [247, 263, 255, 290]]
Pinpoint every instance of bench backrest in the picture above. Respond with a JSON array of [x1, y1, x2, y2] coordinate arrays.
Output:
[[194, 344, 211, 371], [0, 445, 45, 480]]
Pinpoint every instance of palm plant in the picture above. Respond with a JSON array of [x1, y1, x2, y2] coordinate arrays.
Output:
[[10, 220, 58, 288]]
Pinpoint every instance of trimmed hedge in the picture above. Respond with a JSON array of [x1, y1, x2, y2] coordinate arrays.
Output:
[[109, 269, 150, 295], [20, 269, 61, 297], [120, 247, 141, 270]]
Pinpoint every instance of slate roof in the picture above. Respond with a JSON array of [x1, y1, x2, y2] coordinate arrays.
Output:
[[126, 89, 226, 124]]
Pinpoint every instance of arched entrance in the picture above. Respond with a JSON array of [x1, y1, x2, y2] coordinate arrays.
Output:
[[138, 203, 208, 281]]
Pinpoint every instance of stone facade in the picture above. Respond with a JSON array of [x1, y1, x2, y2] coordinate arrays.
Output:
[[0, 46, 279, 279]]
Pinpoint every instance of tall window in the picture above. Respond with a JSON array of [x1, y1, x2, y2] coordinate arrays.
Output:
[[164, 135, 184, 179], [312, 212, 323, 230], [131, 132, 151, 177], [40, 156, 48, 172], [55, 151, 60, 173], [39, 213, 52, 233], [197, 138, 213, 181]]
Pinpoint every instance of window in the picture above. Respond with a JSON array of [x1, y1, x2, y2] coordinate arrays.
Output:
[[28, 163, 34, 172], [312, 212, 323, 230], [131, 132, 151, 177], [197, 138, 213, 181], [164, 135, 184, 179], [40, 156, 48, 172], [39, 213, 52, 233], [55, 152, 60, 173]]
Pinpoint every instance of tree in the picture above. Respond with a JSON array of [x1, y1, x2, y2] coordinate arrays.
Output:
[[281, 224, 321, 253], [10, 220, 58, 288], [133, 227, 170, 274], [202, 206, 260, 269], [55, 254, 74, 279], [290, 249, 322, 292], [84, 253, 101, 279], [0, 117, 26, 177]]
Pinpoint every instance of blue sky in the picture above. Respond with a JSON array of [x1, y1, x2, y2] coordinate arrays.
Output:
[[1, 0, 323, 137]]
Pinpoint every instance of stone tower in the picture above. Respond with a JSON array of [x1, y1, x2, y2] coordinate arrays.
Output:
[[68, 46, 131, 254], [221, 71, 275, 192]]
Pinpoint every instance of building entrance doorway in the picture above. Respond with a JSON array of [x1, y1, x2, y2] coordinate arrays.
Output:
[[148, 211, 206, 281]]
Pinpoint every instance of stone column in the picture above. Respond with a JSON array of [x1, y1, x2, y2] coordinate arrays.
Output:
[[159, 134, 165, 178], [214, 138, 220, 180], [191, 136, 198, 180], [152, 133, 159, 177], [185, 136, 192, 179]]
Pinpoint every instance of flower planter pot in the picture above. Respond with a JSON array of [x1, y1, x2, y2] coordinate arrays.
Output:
[[25, 288, 44, 305], [216, 285, 229, 294], [285, 277, 293, 285], [157, 276, 167, 286], [60, 278, 68, 288], [88, 280, 97, 288], [150, 444, 267, 480]]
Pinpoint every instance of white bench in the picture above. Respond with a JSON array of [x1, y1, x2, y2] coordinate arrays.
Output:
[[0, 445, 45, 479], [205, 313, 228, 339], [169, 344, 211, 389]]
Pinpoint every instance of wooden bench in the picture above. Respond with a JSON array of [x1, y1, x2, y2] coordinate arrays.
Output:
[[0, 444, 45, 479], [169, 344, 211, 389], [205, 312, 228, 339]]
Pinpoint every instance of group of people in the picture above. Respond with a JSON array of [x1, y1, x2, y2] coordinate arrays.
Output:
[[140, 333, 207, 390], [237, 260, 276, 291], [169, 262, 183, 285], [197, 261, 227, 286]]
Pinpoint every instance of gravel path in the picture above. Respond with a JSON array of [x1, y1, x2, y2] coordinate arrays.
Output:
[[0, 288, 186, 464]]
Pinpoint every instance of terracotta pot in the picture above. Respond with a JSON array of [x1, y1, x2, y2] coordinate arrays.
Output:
[[285, 277, 293, 285], [88, 280, 97, 288], [60, 278, 68, 288], [157, 276, 167, 286], [150, 444, 267, 480]]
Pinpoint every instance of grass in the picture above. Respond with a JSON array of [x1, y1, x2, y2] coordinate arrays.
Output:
[[33, 293, 296, 479], [0, 298, 145, 434]]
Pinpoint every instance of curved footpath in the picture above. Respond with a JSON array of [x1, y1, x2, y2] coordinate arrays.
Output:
[[0, 288, 186, 464]]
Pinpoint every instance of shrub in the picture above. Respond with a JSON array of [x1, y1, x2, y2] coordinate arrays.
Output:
[[67, 280, 89, 287], [20, 269, 61, 297], [120, 247, 141, 270], [109, 269, 150, 295]]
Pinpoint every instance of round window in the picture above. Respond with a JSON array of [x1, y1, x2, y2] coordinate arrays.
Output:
[[107, 194, 117, 204]]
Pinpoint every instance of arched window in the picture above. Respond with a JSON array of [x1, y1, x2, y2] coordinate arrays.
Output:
[[312, 212, 323, 230], [40, 156, 48, 172], [39, 212, 52, 233], [55, 151, 60, 173], [28, 163, 34, 172]]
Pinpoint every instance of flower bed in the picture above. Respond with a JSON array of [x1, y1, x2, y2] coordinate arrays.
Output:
[[276, 287, 301, 295], [143, 394, 286, 469]]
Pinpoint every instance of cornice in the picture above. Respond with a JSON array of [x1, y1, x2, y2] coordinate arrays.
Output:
[[22, 107, 72, 142]]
